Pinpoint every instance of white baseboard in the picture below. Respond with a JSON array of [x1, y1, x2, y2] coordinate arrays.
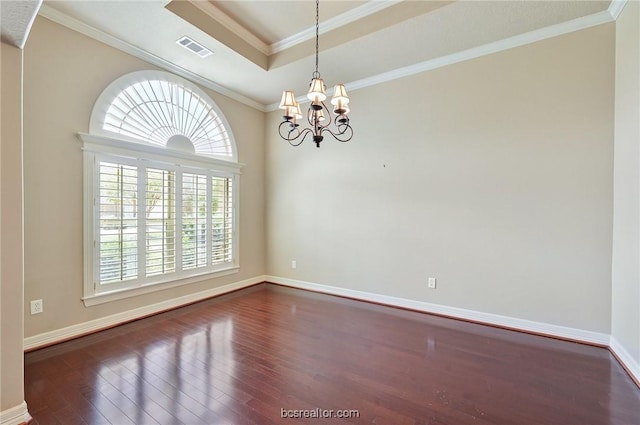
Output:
[[610, 336, 640, 385], [24, 275, 266, 351], [0, 401, 31, 425], [265, 275, 611, 346], [20, 275, 640, 388]]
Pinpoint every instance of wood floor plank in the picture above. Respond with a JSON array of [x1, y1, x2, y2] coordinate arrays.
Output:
[[25, 284, 640, 425]]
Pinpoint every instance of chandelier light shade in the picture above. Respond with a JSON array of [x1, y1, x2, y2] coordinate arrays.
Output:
[[278, 0, 353, 148], [279, 91, 296, 109]]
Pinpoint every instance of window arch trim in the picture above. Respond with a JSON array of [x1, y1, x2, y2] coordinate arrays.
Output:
[[89, 70, 238, 162]]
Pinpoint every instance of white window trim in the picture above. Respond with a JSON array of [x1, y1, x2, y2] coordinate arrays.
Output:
[[80, 132, 243, 307], [89, 70, 238, 162]]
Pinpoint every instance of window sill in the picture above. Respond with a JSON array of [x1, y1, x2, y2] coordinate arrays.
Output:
[[82, 266, 240, 307]]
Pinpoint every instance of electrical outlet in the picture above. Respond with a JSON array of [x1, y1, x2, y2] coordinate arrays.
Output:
[[291, 260, 297, 269], [428, 277, 437, 289], [30, 299, 43, 315]]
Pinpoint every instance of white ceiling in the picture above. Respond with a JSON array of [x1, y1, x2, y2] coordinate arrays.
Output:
[[212, 1, 370, 46], [1, 0, 42, 48], [31, 1, 614, 109]]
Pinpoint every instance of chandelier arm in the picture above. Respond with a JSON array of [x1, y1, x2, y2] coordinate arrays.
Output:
[[321, 101, 332, 125], [278, 120, 299, 140], [333, 113, 350, 130], [313, 101, 332, 131], [278, 121, 313, 146], [322, 125, 353, 143], [289, 128, 313, 146], [307, 107, 315, 128], [306, 101, 331, 131]]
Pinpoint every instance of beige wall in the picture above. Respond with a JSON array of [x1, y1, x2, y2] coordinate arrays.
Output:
[[611, 0, 640, 363], [15, 3, 630, 362], [22, 16, 265, 338], [5, 0, 639, 413], [1, 41, 26, 411], [266, 23, 615, 333]]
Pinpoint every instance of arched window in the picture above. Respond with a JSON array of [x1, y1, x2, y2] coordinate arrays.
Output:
[[80, 71, 241, 306], [89, 70, 237, 160]]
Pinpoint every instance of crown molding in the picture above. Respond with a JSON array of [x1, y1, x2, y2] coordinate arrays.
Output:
[[347, 10, 615, 91], [173, 0, 395, 56], [271, 0, 401, 54], [190, 0, 270, 56], [267, 8, 616, 111], [608, 0, 628, 20], [39, 2, 620, 115], [37, 3, 267, 112]]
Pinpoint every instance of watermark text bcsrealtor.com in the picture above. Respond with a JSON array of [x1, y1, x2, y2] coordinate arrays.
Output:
[[281, 408, 360, 419]]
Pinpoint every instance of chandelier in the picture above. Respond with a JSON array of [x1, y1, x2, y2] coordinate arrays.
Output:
[[278, 0, 353, 148]]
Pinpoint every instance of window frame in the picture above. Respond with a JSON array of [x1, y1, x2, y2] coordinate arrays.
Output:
[[80, 133, 242, 306], [89, 70, 238, 162]]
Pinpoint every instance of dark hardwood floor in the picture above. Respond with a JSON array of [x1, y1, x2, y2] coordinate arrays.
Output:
[[25, 284, 640, 425]]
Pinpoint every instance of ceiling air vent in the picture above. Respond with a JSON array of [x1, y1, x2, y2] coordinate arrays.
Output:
[[176, 36, 213, 58]]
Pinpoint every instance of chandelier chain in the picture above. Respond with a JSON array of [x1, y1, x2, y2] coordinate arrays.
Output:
[[314, 0, 320, 78]]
